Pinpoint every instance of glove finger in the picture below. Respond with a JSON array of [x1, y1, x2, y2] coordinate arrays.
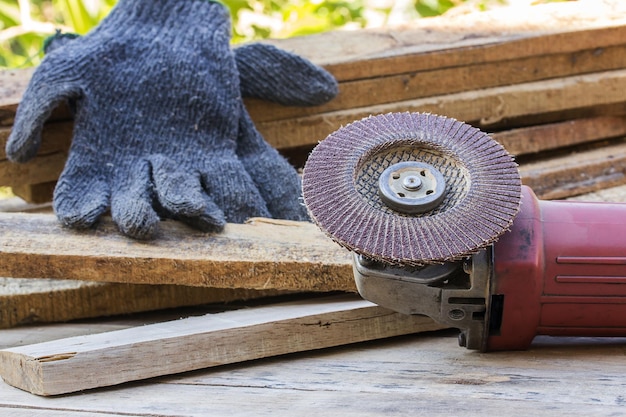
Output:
[[111, 160, 160, 240], [176, 195, 226, 233], [149, 154, 227, 232], [53, 166, 110, 229], [235, 43, 338, 106], [149, 154, 206, 217], [201, 158, 270, 224]]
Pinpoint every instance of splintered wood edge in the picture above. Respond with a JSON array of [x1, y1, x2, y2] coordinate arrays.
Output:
[[0, 295, 446, 396], [0, 213, 354, 291]]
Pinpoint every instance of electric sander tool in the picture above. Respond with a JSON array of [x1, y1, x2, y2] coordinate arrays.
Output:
[[302, 112, 626, 351]]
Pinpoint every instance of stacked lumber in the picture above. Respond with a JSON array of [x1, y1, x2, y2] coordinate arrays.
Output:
[[0, 0, 624, 335], [2, 1, 626, 202]]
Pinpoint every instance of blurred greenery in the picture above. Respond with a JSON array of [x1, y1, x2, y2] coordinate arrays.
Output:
[[0, 0, 574, 68]]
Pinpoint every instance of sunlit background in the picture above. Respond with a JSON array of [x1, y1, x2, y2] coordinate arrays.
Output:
[[0, 0, 570, 69]]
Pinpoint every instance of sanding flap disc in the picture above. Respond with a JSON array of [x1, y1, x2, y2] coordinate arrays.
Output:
[[302, 112, 522, 266]]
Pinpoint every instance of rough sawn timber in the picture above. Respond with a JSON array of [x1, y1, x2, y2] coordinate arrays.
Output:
[[0, 278, 286, 329], [1, 321, 626, 415], [2, 0, 626, 124], [0, 294, 445, 396], [0, 214, 353, 291]]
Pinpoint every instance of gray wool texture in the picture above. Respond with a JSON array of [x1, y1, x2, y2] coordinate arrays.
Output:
[[7, 0, 338, 239]]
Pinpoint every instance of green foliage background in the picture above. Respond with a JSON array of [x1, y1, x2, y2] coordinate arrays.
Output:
[[0, 0, 529, 69]]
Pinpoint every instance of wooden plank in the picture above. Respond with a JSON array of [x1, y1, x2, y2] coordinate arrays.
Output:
[[0, 295, 445, 396], [266, 0, 626, 80], [0, 152, 66, 187], [10, 182, 55, 203], [0, 121, 72, 160], [0, 215, 354, 291], [1, 327, 626, 415], [7, 112, 626, 203], [0, 93, 626, 196], [520, 140, 626, 199], [568, 183, 626, 203], [0, 68, 33, 127], [256, 69, 626, 149], [492, 115, 626, 156], [0, 278, 286, 329], [2, 302, 293, 350], [247, 42, 626, 123]]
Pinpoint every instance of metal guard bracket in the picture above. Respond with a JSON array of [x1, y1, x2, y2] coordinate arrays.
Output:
[[353, 249, 494, 350]]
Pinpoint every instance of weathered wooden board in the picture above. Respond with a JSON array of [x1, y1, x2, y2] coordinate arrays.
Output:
[[1, 324, 625, 415], [0, 214, 354, 291], [568, 183, 626, 203], [0, 152, 66, 187], [0, 278, 286, 329], [519, 140, 626, 199], [0, 295, 445, 396], [3, 182, 625, 331], [0, 121, 72, 160], [257, 69, 626, 149], [8, 182, 56, 204], [5, 113, 625, 170], [247, 42, 626, 124], [492, 115, 626, 156], [264, 0, 626, 81]]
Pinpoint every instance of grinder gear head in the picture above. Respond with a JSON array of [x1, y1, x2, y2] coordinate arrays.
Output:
[[302, 112, 522, 266]]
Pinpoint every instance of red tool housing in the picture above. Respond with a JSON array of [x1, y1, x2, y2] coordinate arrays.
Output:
[[488, 185, 626, 350]]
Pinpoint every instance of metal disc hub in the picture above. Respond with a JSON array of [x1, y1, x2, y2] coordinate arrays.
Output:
[[378, 161, 446, 214]]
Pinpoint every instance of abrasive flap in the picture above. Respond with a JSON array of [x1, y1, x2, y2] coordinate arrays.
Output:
[[302, 112, 521, 266]]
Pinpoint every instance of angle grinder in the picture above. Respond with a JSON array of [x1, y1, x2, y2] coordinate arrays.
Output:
[[302, 112, 626, 351]]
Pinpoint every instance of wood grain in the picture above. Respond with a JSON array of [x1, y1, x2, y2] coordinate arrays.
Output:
[[0, 295, 445, 396], [256, 69, 626, 149], [0, 121, 72, 161], [0, 278, 286, 329], [2, 132, 626, 291], [520, 140, 626, 199], [3, 1, 626, 203], [0, 214, 354, 291], [246, 42, 626, 124], [1, 323, 626, 415], [10, 182, 56, 203], [492, 115, 626, 156], [0, 152, 66, 187]]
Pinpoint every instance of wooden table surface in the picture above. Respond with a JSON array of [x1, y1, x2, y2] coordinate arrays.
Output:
[[1, 310, 625, 417]]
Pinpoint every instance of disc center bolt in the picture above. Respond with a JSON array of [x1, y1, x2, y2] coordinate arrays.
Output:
[[379, 161, 447, 214], [402, 175, 422, 191]]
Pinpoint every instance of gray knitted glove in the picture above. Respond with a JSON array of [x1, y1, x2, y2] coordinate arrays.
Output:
[[6, 0, 337, 239]]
